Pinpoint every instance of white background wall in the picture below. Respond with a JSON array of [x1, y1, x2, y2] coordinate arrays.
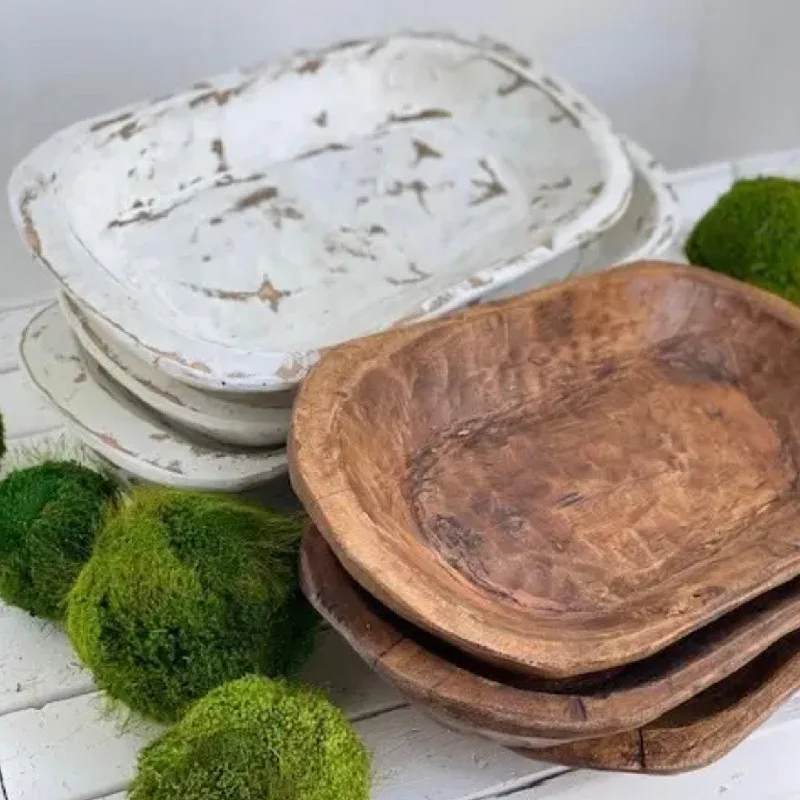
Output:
[[2, 0, 799, 300]]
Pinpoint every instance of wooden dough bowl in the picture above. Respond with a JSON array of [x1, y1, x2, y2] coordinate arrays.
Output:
[[290, 261, 800, 678], [526, 630, 800, 774], [300, 525, 800, 748]]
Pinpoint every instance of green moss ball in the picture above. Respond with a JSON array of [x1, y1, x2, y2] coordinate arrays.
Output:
[[66, 488, 318, 722], [129, 676, 370, 800], [686, 176, 800, 303], [0, 461, 118, 620]]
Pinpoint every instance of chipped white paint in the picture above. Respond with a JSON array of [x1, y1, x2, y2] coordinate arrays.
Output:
[[60, 293, 292, 447], [19, 304, 288, 489], [9, 32, 633, 393], [484, 136, 680, 302]]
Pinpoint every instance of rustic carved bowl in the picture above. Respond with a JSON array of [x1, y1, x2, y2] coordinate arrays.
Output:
[[301, 525, 800, 749], [290, 261, 800, 678]]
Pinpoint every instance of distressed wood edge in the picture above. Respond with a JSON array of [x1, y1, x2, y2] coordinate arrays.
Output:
[[300, 526, 800, 744], [524, 631, 800, 774]]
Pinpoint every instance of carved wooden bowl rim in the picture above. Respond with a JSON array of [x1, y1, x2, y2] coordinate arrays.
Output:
[[290, 260, 800, 678]]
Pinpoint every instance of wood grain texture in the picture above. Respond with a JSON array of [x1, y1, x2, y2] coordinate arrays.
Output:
[[290, 260, 800, 678], [526, 630, 800, 774], [301, 526, 800, 746]]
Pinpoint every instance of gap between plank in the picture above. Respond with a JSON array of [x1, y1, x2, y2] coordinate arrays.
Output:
[[455, 767, 573, 800], [0, 682, 96, 720], [349, 700, 408, 723], [486, 767, 575, 798]]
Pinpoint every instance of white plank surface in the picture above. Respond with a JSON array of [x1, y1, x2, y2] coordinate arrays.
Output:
[[734, 147, 800, 180], [0, 691, 559, 800], [0, 427, 97, 720], [362, 707, 558, 800], [670, 161, 735, 225], [0, 371, 62, 440], [0, 298, 61, 439], [0, 605, 92, 717], [0, 597, 411, 800], [0, 693, 162, 800], [0, 612, 403, 732], [509, 719, 800, 800], [0, 303, 46, 374], [301, 628, 404, 721]]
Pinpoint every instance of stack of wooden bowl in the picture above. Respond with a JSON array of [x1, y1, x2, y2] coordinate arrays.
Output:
[[10, 32, 679, 492], [290, 260, 800, 775]]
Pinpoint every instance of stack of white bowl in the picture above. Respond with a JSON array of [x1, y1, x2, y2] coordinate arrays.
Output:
[[9, 33, 680, 491]]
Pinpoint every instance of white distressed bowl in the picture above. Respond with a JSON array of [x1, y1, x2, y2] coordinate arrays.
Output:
[[482, 136, 680, 302], [10, 32, 632, 393], [59, 293, 292, 447], [68, 135, 674, 423], [19, 304, 288, 490]]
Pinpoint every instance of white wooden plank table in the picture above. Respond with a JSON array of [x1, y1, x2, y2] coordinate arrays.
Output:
[[2, 156, 800, 799]]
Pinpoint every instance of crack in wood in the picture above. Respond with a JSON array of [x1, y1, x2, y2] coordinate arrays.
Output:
[[637, 727, 647, 770], [485, 768, 574, 798]]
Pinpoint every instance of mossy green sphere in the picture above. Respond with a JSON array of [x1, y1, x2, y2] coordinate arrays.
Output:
[[129, 676, 370, 800], [66, 488, 318, 723], [0, 461, 118, 620], [686, 176, 800, 303]]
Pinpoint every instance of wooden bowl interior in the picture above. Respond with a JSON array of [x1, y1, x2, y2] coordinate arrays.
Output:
[[334, 267, 800, 620]]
